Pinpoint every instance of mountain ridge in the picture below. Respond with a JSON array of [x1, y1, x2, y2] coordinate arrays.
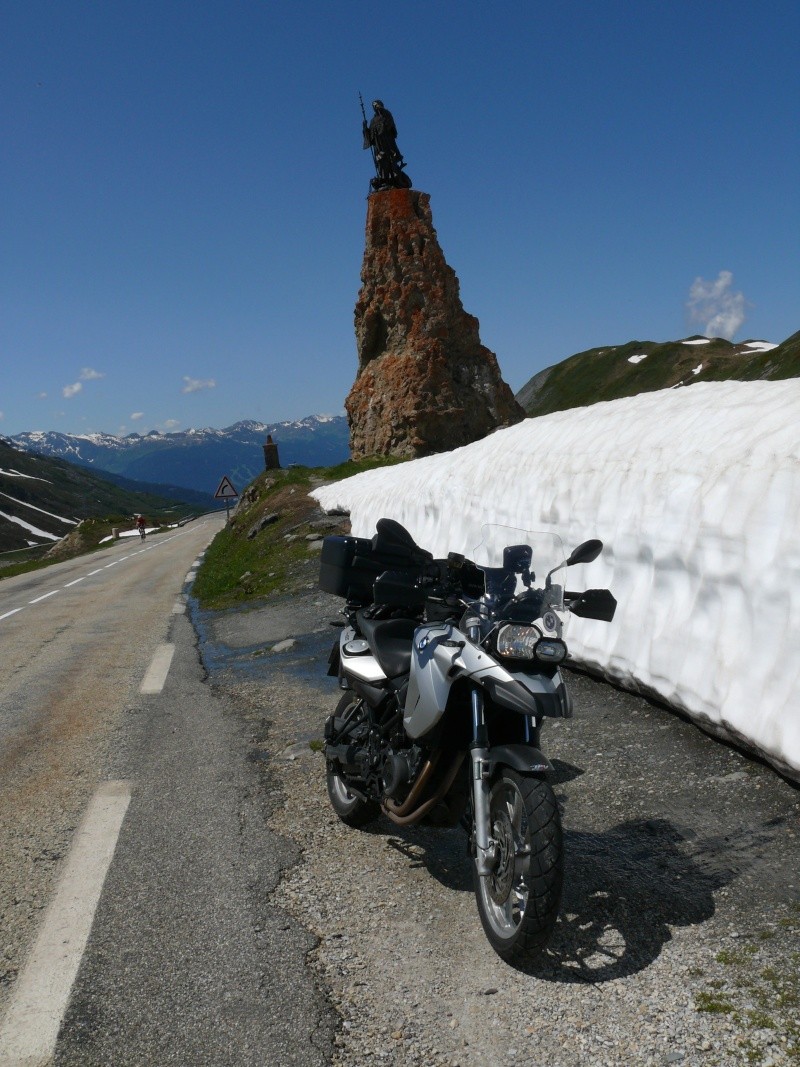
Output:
[[515, 330, 800, 417], [11, 414, 350, 495]]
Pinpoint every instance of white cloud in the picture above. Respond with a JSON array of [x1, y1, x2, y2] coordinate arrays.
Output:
[[163, 419, 180, 429], [63, 382, 83, 399], [80, 367, 105, 381], [130, 412, 144, 420], [686, 270, 747, 341], [182, 375, 216, 394], [37, 392, 47, 399]]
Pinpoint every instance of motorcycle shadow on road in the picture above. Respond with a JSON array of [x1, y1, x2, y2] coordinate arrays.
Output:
[[530, 816, 733, 983], [384, 804, 754, 983]]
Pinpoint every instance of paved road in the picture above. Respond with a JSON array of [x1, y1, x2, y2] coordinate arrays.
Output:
[[0, 518, 332, 1066]]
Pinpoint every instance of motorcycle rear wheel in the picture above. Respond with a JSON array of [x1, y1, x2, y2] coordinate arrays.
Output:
[[325, 693, 381, 828], [473, 770, 563, 964]]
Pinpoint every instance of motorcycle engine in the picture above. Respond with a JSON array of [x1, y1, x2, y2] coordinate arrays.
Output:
[[381, 745, 422, 800]]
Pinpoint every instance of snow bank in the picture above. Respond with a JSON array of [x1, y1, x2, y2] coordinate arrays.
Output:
[[312, 380, 800, 779]]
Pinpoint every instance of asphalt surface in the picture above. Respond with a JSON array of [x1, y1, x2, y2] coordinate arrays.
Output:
[[53, 589, 333, 1066], [2, 541, 798, 1066], [0, 519, 332, 1066]]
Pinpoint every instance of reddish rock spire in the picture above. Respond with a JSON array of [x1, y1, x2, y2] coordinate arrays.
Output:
[[346, 188, 524, 459]]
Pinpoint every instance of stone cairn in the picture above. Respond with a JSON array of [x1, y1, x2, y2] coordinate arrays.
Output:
[[346, 187, 524, 459], [263, 434, 281, 470]]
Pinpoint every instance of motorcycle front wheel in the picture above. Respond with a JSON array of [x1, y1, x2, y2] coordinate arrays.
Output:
[[473, 770, 563, 965], [325, 692, 381, 829]]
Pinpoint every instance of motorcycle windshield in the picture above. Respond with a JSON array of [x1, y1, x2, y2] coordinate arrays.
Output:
[[472, 525, 566, 612]]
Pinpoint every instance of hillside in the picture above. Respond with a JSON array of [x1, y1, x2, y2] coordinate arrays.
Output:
[[0, 439, 199, 557], [192, 456, 400, 610], [11, 415, 350, 495], [515, 330, 800, 417]]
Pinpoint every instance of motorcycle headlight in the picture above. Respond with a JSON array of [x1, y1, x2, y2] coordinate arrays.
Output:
[[496, 624, 540, 660], [534, 638, 567, 664]]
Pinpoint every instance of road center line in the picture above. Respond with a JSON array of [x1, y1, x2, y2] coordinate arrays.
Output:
[[29, 590, 58, 605], [63, 576, 87, 588], [0, 607, 24, 622], [0, 781, 132, 1066], [139, 643, 175, 694]]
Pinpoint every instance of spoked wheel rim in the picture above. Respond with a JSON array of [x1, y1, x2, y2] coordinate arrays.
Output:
[[478, 778, 532, 940]]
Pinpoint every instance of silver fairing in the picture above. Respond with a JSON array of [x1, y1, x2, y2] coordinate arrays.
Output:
[[339, 625, 388, 685], [403, 623, 527, 739]]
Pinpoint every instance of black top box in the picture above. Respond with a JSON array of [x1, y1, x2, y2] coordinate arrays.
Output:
[[318, 519, 433, 604]]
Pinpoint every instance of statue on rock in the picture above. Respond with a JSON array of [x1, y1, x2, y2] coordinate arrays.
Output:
[[346, 185, 525, 460], [361, 94, 411, 191]]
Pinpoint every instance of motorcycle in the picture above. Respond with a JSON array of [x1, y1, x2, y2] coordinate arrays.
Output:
[[318, 518, 616, 965]]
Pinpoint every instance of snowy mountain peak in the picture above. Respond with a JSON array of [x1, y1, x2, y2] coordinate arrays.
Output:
[[10, 415, 350, 495]]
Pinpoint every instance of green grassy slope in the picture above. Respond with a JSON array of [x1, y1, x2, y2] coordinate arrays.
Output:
[[516, 330, 800, 418]]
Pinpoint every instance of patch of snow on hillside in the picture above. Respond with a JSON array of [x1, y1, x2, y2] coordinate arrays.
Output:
[[692, 363, 703, 375], [0, 468, 51, 483], [312, 380, 800, 779], [743, 341, 778, 353], [683, 338, 711, 345], [0, 492, 77, 525], [628, 354, 648, 364], [0, 511, 60, 541]]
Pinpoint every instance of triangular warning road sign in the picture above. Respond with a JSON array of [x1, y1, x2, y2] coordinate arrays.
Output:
[[214, 475, 239, 499]]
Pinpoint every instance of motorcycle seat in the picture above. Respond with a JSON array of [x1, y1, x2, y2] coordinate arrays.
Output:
[[357, 614, 417, 678]]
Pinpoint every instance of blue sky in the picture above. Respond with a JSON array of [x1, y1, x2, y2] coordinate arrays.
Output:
[[2, 0, 798, 438]]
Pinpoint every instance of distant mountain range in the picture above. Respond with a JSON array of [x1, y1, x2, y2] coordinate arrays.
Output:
[[11, 415, 350, 496], [515, 330, 800, 417], [0, 439, 201, 556]]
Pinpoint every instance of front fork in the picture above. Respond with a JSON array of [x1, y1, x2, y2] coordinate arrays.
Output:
[[470, 685, 497, 877]]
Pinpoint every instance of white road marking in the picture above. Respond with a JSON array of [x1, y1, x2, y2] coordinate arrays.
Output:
[[29, 590, 58, 605], [0, 607, 24, 622], [104, 561, 119, 568], [0, 781, 132, 1066], [139, 643, 175, 694], [63, 577, 87, 588], [87, 569, 103, 576]]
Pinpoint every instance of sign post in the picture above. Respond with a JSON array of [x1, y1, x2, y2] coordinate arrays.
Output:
[[213, 475, 239, 523]]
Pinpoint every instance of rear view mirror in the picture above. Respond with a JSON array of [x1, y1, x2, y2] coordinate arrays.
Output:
[[567, 539, 603, 567]]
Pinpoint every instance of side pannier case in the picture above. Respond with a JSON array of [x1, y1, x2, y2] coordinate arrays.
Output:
[[318, 535, 375, 602], [319, 520, 434, 605]]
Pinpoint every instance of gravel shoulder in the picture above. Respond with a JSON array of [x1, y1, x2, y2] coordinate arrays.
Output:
[[197, 589, 800, 1067]]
